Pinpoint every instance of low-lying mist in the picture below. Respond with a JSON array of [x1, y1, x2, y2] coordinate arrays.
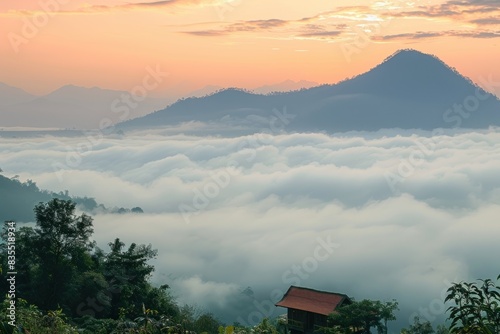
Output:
[[1, 127, 499, 330]]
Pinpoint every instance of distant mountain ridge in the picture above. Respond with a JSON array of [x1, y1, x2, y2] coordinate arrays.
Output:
[[119, 49, 500, 133], [0, 82, 36, 107], [0, 173, 143, 222], [251, 80, 319, 94], [0, 81, 320, 130], [0, 85, 173, 129]]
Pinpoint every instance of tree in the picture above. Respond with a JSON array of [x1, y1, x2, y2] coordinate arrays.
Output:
[[32, 198, 95, 310], [195, 313, 222, 334], [327, 299, 399, 334], [253, 318, 279, 334], [103, 238, 159, 318], [379, 300, 399, 334], [0, 199, 96, 312], [1, 199, 179, 332], [401, 323, 450, 334], [401, 316, 435, 334], [0, 298, 79, 334], [0, 225, 39, 304], [131, 207, 144, 213], [445, 274, 500, 334], [435, 325, 450, 334]]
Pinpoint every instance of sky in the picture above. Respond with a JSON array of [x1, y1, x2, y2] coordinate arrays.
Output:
[[1, 128, 500, 330], [1, 0, 500, 97]]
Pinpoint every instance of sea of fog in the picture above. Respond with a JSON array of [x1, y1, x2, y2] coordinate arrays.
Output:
[[1, 127, 500, 331]]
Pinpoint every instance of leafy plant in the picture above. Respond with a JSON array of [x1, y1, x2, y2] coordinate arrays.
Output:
[[0, 298, 78, 334], [445, 274, 500, 333], [327, 299, 399, 334], [400, 316, 435, 334]]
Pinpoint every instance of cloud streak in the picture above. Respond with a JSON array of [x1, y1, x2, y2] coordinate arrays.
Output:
[[180, 12, 351, 41], [373, 29, 500, 41], [385, 0, 500, 24], [182, 18, 289, 36], [0, 0, 226, 16], [179, 2, 500, 42]]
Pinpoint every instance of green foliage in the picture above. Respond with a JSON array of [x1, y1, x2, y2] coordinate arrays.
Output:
[[0, 298, 78, 333], [218, 325, 234, 334], [0, 199, 97, 313], [0, 174, 54, 222], [252, 318, 279, 334], [72, 316, 121, 334], [400, 316, 435, 334], [327, 299, 399, 334], [435, 325, 450, 334], [399, 319, 450, 334], [445, 274, 500, 334], [131, 207, 144, 213], [176, 304, 197, 332], [194, 313, 221, 334], [219, 324, 251, 334], [0, 199, 180, 333], [30, 198, 95, 310], [0, 225, 38, 302], [0, 172, 139, 223], [103, 238, 159, 318], [0, 173, 100, 222]]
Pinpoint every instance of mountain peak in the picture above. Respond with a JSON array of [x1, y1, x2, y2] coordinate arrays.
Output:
[[340, 48, 479, 102], [374, 49, 473, 83], [121, 49, 500, 132], [379, 48, 445, 68], [51, 84, 102, 94], [0, 82, 37, 107], [386, 48, 428, 58]]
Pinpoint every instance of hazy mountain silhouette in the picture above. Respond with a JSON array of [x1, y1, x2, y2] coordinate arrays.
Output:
[[0, 81, 316, 130], [0, 82, 37, 107], [0, 85, 173, 129], [186, 80, 318, 98], [120, 49, 500, 133], [187, 85, 224, 98], [0, 173, 144, 222], [251, 80, 319, 94]]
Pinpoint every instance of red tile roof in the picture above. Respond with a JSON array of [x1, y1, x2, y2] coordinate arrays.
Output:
[[275, 286, 350, 316]]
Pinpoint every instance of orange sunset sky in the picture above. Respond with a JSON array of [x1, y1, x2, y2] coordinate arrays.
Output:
[[0, 0, 499, 97]]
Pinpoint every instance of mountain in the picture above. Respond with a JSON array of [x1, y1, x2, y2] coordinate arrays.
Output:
[[120, 49, 500, 133], [186, 85, 224, 98], [185, 81, 319, 99], [0, 174, 97, 222], [0, 82, 37, 107], [0, 173, 144, 222], [0, 85, 173, 129], [251, 80, 319, 94]]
